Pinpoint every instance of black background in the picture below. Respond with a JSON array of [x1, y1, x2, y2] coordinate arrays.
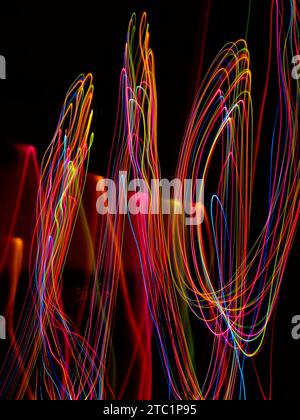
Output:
[[0, 0, 299, 400]]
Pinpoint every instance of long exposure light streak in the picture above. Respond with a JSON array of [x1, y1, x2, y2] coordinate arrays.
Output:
[[0, 0, 299, 400]]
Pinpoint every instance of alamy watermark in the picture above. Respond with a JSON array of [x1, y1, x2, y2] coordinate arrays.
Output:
[[0, 55, 6, 79], [291, 315, 300, 340], [0, 315, 6, 340], [292, 55, 300, 80], [96, 171, 205, 225]]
